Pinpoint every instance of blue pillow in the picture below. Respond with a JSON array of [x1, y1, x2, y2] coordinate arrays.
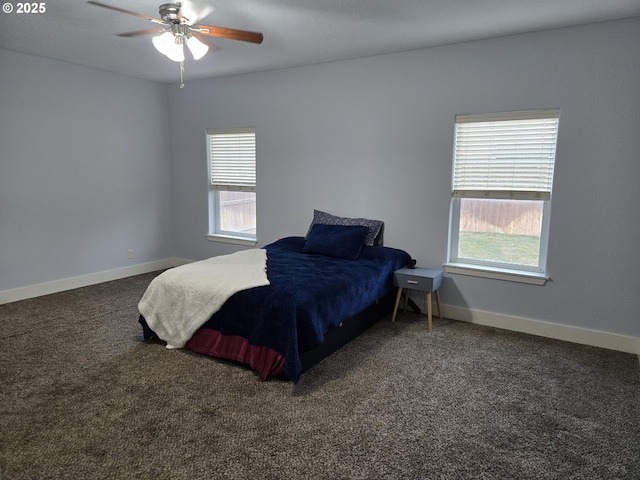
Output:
[[306, 209, 384, 246], [301, 224, 369, 260]]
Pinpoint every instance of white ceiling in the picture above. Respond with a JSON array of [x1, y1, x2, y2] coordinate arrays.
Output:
[[1, 0, 639, 84]]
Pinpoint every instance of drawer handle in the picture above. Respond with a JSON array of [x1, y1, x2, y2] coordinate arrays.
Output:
[[406, 280, 418, 285]]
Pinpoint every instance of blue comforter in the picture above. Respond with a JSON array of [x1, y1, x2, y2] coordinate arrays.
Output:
[[198, 236, 411, 382]]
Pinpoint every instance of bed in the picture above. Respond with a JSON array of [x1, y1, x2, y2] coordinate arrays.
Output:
[[138, 210, 411, 382]]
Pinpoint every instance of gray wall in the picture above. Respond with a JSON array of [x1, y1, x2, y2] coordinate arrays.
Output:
[[167, 18, 640, 338], [1, 19, 638, 340], [0, 49, 174, 291]]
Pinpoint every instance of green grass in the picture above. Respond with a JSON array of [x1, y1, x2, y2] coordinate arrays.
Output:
[[458, 232, 540, 266]]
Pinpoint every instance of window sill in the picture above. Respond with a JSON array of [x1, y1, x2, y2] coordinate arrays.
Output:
[[443, 263, 549, 285], [206, 234, 257, 247]]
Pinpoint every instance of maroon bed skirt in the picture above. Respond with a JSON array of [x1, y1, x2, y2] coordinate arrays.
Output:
[[185, 329, 286, 381]]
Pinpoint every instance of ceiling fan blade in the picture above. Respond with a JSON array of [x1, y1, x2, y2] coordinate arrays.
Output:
[[117, 27, 167, 38], [178, 0, 215, 26], [87, 1, 166, 25], [197, 24, 263, 44]]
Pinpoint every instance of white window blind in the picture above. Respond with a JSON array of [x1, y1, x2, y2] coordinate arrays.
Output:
[[453, 110, 559, 200], [207, 128, 256, 192]]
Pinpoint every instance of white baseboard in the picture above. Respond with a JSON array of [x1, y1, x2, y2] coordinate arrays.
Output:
[[439, 303, 640, 356], [0, 258, 189, 305]]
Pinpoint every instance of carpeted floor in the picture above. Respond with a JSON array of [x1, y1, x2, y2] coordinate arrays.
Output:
[[1, 272, 639, 480]]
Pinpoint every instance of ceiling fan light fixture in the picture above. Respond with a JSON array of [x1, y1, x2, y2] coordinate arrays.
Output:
[[186, 35, 209, 60]]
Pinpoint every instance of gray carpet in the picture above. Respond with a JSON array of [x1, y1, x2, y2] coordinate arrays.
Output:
[[1, 272, 639, 480]]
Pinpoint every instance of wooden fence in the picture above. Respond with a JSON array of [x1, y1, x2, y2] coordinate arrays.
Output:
[[460, 199, 543, 236], [219, 191, 256, 234]]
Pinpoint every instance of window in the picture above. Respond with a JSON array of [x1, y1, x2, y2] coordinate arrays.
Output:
[[207, 128, 257, 245], [446, 110, 560, 284]]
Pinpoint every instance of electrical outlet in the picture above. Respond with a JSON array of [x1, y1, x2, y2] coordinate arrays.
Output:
[[127, 250, 134, 259]]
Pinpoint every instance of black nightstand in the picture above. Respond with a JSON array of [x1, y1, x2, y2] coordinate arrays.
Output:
[[392, 268, 443, 330]]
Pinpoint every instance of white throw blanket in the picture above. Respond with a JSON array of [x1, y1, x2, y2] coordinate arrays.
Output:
[[138, 248, 270, 349]]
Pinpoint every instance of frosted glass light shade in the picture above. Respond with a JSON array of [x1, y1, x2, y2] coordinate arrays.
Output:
[[186, 36, 209, 60], [165, 43, 185, 62], [152, 32, 174, 56], [152, 32, 185, 62]]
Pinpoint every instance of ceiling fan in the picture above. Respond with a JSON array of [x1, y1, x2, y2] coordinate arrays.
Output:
[[88, 1, 264, 87]]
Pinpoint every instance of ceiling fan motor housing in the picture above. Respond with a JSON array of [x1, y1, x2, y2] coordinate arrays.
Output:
[[159, 3, 182, 23]]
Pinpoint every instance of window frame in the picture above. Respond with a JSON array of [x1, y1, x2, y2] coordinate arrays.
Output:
[[206, 127, 257, 246], [445, 109, 560, 285]]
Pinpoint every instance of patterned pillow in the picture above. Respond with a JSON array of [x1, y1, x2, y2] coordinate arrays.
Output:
[[306, 209, 384, 246]]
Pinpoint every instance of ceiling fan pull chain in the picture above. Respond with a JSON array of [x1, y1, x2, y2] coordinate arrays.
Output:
[[179, 60, 185, 88]]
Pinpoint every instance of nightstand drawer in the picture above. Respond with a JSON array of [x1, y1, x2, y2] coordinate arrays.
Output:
[[394, 268, 443, 292]]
